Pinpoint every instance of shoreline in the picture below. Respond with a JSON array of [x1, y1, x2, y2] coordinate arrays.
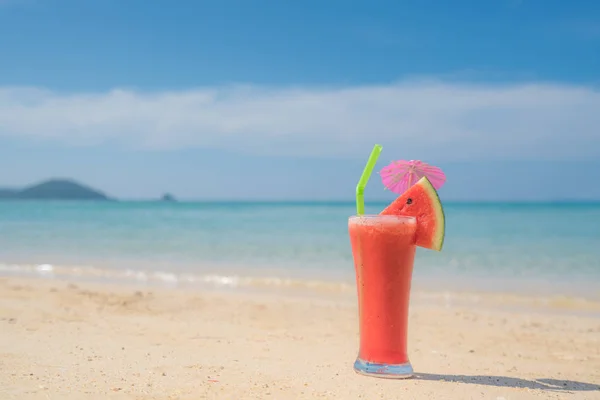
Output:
[[1, 276, 599, 399], [2, 261, 600, 313]]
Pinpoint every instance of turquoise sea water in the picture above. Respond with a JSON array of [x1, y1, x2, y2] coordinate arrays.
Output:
[[1, 201, 599, 297]]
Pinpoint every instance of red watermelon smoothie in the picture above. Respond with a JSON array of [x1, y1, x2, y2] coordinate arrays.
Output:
[[348, 214, 417, 378]]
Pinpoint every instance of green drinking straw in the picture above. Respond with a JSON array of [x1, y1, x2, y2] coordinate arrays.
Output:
[[356, 144, 383, 215]]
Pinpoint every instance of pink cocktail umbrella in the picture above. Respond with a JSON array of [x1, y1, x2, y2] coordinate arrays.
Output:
[[380, 160, 446, 194]]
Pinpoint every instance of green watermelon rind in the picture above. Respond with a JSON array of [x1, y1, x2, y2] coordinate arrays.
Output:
[[418, 176, 445, 251]]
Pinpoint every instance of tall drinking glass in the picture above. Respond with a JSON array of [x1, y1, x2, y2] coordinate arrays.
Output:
[[348, 214, 417, 378]]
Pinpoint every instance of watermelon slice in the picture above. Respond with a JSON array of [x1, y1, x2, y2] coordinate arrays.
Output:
[[380, 176, 445, 251]]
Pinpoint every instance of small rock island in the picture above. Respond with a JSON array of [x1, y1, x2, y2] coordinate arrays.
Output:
[[160, 193, 177, 202]]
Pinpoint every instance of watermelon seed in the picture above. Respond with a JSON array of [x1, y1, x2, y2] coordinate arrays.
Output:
[[406, 198, 413, 205]]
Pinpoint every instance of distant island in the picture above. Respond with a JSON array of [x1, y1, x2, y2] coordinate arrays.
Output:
[[161, 193, 177, 202], [0, 179, 111, 201]]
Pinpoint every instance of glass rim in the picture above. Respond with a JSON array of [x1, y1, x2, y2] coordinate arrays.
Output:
[[348, 214, 416, 222]]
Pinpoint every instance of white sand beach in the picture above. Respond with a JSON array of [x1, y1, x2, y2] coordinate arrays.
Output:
[[1, 276, 599, 400]]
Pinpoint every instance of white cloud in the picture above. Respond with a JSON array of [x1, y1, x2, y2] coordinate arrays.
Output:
[[0, 80, 599, 160]]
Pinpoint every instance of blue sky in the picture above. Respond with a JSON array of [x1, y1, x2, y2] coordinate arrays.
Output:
[[0, 0, 599, 200]]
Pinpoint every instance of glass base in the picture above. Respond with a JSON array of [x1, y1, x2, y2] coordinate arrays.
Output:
[[353, 357, 414, 379]]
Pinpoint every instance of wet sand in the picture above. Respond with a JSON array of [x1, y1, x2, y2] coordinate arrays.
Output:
[[1, 277, 599, 399]]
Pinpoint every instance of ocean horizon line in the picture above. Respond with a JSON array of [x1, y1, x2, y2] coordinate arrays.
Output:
[[2, 198, 600, 206]]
